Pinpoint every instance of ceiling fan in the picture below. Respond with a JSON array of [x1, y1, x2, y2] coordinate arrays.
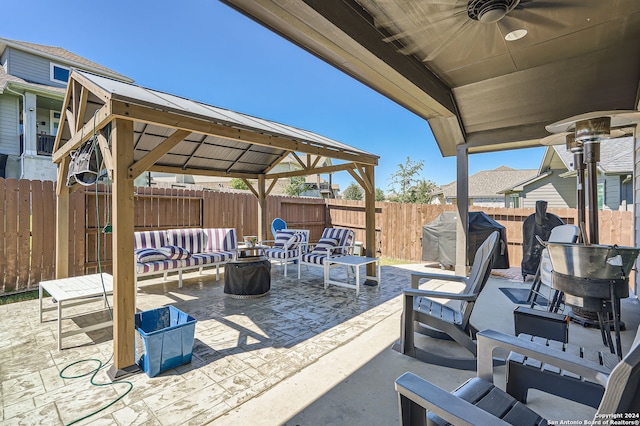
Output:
[[376, 0, 572, 62]]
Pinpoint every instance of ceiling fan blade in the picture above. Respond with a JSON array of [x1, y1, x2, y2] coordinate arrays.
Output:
[[381, 9, 467, 43], [510, 7, 567, 30], [422, 19, 475, 62], [517, 0, 577, 10], [375, 7, 465, 30]]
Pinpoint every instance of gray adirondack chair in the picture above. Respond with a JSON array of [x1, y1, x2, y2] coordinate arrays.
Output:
[[395, 326, 640, 426], [397, 231, 499, 370]]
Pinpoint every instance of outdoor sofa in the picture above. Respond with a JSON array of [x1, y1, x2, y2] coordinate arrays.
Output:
[[134, 228, 237, 288]]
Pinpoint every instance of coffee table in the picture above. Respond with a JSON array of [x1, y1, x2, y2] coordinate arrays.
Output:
[[39, 273, 113, 350], [324, 255, 381, 296]]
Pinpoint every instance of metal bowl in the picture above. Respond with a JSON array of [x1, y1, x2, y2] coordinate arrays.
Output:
[[546, 243, 640, 280]]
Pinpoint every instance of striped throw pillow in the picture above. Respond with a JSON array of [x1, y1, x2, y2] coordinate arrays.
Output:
[[158, 245, 191, 260], [135, 248, 168, 263], [274, 230, 297, 248], [312, 237, 339, 254]]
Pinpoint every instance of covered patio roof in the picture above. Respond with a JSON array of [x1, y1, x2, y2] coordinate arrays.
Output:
[[221, 0, 640, 273], [52, 69, 379, 375]]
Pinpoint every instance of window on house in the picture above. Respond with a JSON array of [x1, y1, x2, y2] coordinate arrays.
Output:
[[50, 63, 70, 83], [597, 182, 605, 210]]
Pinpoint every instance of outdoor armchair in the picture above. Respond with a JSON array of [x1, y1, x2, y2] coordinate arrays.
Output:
[[395, 326, 640, 425], [297, 227, 355, 281], [261, 229, 306, 277], [396, 231, 499, 370]]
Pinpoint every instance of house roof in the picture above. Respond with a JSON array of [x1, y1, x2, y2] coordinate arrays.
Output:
[[0, 38, 132, 83], [436, 166, 538, 198], [500, 136, 634, 193], [0, 67, 66, 95], [544, 136, 634, 174]]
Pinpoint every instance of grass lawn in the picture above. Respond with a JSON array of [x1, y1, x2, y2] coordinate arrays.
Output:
[[0, 290, 39, 305], [379, 257, 413, 266]]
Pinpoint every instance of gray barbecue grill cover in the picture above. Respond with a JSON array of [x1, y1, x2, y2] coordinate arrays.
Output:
[[422, 211, 509, 269]]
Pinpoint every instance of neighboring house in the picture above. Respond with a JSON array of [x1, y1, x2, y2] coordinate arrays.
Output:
[[431, 166, 538, 207], [501, 137, 633, 211], [0, 38, 132, 180]]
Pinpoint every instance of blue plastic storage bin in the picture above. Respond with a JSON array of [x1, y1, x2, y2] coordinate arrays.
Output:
[[134, 305, 196, 377]]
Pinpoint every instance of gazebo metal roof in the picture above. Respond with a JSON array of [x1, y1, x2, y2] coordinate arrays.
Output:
[[53, 70, 377, 183]]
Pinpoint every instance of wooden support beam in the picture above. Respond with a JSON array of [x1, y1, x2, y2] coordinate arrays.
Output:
[[264, 150, 291, 174], [257, 175, 267, 242], [56, 156, 70, 196], [52, 104, 111, 164], [147, 165, 260, 180], [291, 152, 306, 169], [363, 165, 377, 278], [75, 86, 89, 134], [55, 185, 69, 279], [110, 118, 137, 372], [267, 162, 356, 179], [265, 178, 279, 197], [53, 78, 75, 152], [129, 129, 191, 178], [96, 132, 113, 180], [243, 178, 259, 198], [110, 101, 378, 166]]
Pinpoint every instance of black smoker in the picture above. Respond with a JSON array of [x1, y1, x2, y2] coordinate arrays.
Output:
[[520, 200, 564, 281]]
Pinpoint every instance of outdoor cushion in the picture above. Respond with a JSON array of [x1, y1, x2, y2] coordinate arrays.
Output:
[[265, 248, 299, 259], [204, 228, 237, 252], [319, 228, 354, 255], [312, 237, 339, 254], [300, 253, 328, 265], [134, 230, 166, 250], [136, 259, 184, 274], [183, 252, 233, 267], [167, 229, 204, 254], [274, 230, 298, 248], [134, 248, 168, 263], [158, 245, 191, 260]]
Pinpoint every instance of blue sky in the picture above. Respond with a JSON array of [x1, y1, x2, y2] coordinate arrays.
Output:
[[4, 0, 545, 191]]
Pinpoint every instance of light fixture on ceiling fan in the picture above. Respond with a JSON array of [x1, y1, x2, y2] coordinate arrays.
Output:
[[467, 0, 527, 40]]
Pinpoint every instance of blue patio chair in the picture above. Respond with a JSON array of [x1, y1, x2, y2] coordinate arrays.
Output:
[[271, 217, 287, 239]]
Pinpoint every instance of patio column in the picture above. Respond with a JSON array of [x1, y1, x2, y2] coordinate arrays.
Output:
[[108, 118, 137, 379], [363, 165, 377, 278], [455, 145, 469, 276]]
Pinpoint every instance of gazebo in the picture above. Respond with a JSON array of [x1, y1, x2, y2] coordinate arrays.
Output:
[[52, 69, 379, 377]]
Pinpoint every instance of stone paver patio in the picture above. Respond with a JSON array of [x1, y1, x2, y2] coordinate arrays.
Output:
[[1, 262, 639, 425]]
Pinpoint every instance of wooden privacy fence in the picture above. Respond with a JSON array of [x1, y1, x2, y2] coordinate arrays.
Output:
[[0, 177, 634, 294]]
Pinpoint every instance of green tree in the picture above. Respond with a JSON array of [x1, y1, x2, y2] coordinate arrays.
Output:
[[229, 178, 249, 190], [388, 157, 435, 203], [375, 187, 386, 201], [284, 176, 308, 196], [407, 178, 437, 204], [388, 156, 424, 201], [343, 183, 363, 200]]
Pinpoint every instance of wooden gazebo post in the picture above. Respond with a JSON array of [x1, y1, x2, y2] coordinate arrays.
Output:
[[257, 175, 267, 241], [363, 165, 377, 279], [55, 162, 70, 279], [108, 118, 138, 378]]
